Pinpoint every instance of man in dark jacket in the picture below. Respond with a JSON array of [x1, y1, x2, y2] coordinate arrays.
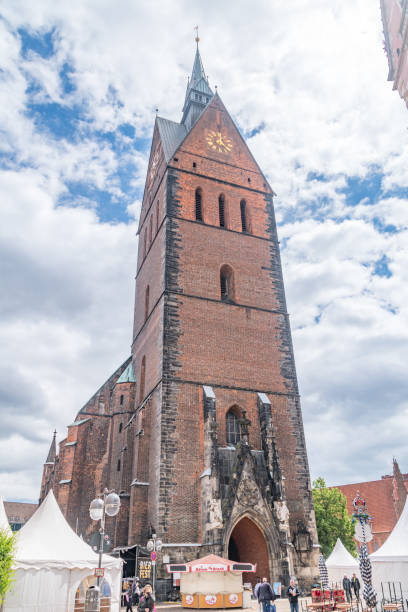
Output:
[[351, 574, 360, 599], [257, 577, 276, 612], [287, 579, 300, 612], [343, 575, 352, 602]]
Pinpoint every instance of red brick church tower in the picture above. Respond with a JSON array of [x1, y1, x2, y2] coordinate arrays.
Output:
[[41, 42, 319, 588]]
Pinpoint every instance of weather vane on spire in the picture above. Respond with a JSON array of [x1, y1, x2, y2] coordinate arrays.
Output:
[[194, 25, 200, 45]]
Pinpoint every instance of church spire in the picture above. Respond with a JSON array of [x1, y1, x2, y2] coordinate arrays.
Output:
[[181, 31, 214, 131], [46, 430, 57, 463]]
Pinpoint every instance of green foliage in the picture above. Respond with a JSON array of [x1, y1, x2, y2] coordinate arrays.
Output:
[[312, 477, 357, 558], [0, 528, 16, 604]]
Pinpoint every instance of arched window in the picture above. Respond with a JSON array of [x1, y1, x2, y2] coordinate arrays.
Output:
[[120, 394, 124, 406], [144, 285, 150, 321], [149, 216, 153, 245], [117, 459, 121, 472], [218, 194, 226, 227], [220, 265, 235, 302], [119, 422, 123, 433], [240, 199, 249, 233], [195, 188, 203, 221], [139, 356, 146, 403], [226, 409, 241, 446]]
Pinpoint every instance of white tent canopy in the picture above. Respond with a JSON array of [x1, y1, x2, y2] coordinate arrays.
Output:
[[326, 538, 360, 585], [3, 490, 122, 611], [0, 496, 12, 535], [371, 496, 408, 600]]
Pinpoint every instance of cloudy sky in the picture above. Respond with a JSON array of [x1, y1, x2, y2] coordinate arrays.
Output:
[[1, 0, 407, 502]]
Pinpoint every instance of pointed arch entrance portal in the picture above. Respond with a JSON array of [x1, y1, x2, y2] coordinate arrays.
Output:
[[227, 517, 269, 586]]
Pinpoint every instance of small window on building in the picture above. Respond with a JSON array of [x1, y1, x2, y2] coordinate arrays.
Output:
[[240, 199, 249, 233], [120, 394, 124, 406], [220, 265, 235, 302], [174, 157, 178, 162], [117, 459, 121, 472], [144, 285, 150, 322], [195, 188, 203, 222], [248, 177, 251, 183], [226, 409, 241, 446], [119, 423, 123, 433], [218, 194, 226, 228], [193, 162, 197, 168], [149, 216, 153, 245]]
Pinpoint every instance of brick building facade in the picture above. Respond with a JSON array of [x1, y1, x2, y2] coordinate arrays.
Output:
[[40, 44, 319, 589]]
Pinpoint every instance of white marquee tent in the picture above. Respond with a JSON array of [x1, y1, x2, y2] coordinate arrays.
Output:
[[371, 496, 408, 601], [326, 538, 360, 585], [3, 490, 122, 612]]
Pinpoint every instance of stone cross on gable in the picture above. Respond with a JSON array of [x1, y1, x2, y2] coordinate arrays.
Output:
[[238, 410, 251, 443]]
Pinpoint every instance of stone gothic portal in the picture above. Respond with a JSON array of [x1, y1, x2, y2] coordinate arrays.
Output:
[[228, 517, 269, 586]]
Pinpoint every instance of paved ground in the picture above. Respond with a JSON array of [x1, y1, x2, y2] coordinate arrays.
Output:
[[121, 597, 310, 612]]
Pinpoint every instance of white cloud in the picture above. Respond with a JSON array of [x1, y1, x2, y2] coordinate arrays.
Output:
[[0, 0, 407, 500]]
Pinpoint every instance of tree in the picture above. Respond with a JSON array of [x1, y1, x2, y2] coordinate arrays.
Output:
[[312, 477, 356, 558], [0, 528, 16, 607]]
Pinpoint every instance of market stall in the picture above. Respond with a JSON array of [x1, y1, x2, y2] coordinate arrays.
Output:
[[167, 554, 256, 608], [326, 538, 360, 586], [3, 490, 122, 612], [370, 496, 408, 602]]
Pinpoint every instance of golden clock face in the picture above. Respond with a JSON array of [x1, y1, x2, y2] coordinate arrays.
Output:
[[206, 130, 233, 153]]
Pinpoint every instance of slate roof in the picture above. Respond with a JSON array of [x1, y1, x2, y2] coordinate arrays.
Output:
[[156, 117, 187, 162]]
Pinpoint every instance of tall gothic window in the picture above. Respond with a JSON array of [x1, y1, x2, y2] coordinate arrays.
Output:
[[220, 265, 235, 301], [143, 228, 147, 259], [218, 194, 226, 227], [156, 201, 159, 232], [240, 199, 249, 233], [139, 356, 146, 404], [149, 216, 153, 245], [195, 188, 203, 221], [226, 409, 241, 446], [144, 285, 150, 321]]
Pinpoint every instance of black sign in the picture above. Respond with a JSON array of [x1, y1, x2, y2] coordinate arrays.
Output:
[[138, 559, 152, 580]]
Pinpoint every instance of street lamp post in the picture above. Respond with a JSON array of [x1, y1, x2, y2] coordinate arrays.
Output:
[[89, 489, 121, 603], [146, 531, 163, 599]]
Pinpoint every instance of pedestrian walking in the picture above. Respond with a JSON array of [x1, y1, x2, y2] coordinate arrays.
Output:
[[125, 582, 133, 612], [132, 579, 141, 606], [343, 575, 352, 602], [287, 578, 300, 612], [351, 574, 360, 600], [257, 577, 276, 612], [254, 578, 262, 612]]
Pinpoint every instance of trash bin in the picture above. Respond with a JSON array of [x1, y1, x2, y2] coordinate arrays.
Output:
[[85, 586, 100, 612]]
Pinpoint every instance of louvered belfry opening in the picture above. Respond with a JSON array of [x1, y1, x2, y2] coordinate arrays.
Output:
[[195, 188, 203, 221], [219, 194, 226, 227], [240, 199, 248, 232]]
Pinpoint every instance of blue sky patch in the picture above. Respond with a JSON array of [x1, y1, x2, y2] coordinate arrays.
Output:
[[373, 254, 392, 278], [343, 170, 383, 206], [19, 27, 56, 59]]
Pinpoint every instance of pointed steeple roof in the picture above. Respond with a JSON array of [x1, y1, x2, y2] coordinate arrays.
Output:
[[181, 40, 214, 130], [45, 430, 57, 464]]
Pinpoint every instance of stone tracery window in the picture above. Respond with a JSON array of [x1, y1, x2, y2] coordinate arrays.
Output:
[[220, 264, 235, 301], [195, 188, 203, 221], [226, 408, 241, 446]]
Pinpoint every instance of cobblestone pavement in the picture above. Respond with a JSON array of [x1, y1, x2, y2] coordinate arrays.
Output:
[[121, 597, 311, 612]]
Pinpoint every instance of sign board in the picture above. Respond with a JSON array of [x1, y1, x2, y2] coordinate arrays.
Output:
[[138, 559, 152, 580], [151, 551, 157, 562], [94, 568, 104, 578]]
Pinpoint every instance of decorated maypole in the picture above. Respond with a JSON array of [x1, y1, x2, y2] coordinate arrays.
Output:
[[352, 492, 377, 609], [318, 553, 329, 589]]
